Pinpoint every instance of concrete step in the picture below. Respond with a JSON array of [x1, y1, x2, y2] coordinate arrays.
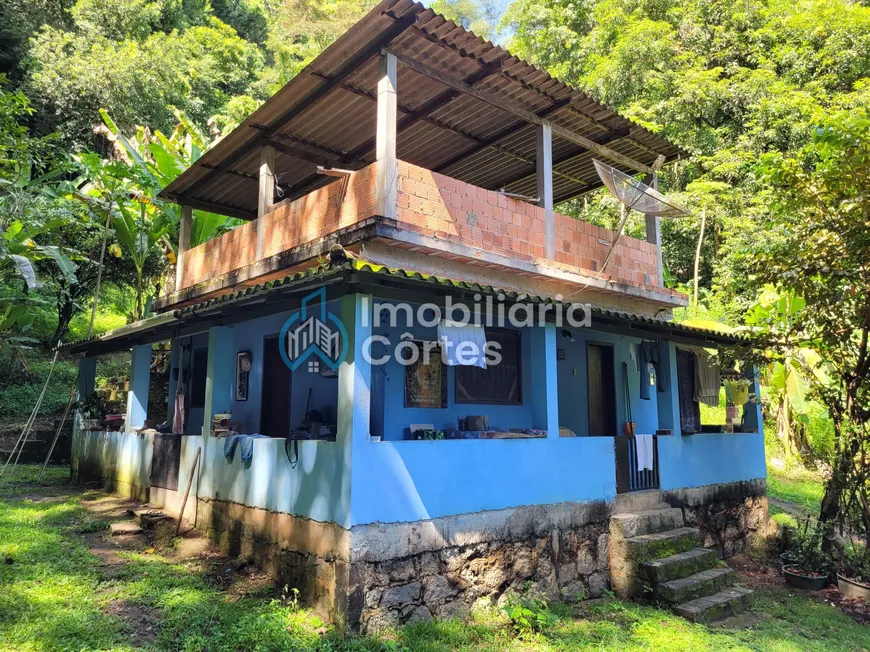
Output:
[[656, 567, 736, 605], [674, 587, 753, 623], [109, 521, 143, 536], [614, 490, 665, 514], [610, 507, 685, 539], [640, 547, 719, 584], [625, 527, 701, 563]]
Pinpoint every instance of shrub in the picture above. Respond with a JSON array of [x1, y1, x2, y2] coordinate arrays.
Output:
[[502, 585, 557, 635]]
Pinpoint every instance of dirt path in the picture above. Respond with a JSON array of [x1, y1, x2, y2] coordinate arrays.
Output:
[[769, 496, 812, 518]]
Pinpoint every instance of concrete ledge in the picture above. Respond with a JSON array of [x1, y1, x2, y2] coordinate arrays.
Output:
[[350, 499, 610, 563], [662, 478, 767, 507]]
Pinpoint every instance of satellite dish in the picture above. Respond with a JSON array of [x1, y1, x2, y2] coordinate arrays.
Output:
[[593, 159, 689, 217]]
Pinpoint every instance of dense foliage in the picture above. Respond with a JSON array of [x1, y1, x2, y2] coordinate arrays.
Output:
[[1, 0, 869, 532]]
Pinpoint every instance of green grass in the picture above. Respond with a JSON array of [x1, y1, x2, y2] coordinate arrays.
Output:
[[2, 466, 869, 651], [767, 464, 825, 515]]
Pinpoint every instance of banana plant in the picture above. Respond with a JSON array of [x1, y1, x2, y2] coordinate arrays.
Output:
[[99, 109, 239, 253], [745, 285, 831, 459]]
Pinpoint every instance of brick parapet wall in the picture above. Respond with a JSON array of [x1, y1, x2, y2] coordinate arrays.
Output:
[[396, 161, 660, 288], [179, 160, 660, 292]]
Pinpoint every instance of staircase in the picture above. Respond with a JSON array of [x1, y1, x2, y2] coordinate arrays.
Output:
[[609, 490, 752, 623]]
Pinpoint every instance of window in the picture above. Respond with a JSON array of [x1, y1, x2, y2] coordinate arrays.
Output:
[[455, 330, 521, 404], [190, 348, 208, 408]]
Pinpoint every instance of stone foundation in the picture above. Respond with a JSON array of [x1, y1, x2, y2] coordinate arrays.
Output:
[[195, 498, 350, 627], [663, 478, 768, 558], [346, 501, 611, 632]]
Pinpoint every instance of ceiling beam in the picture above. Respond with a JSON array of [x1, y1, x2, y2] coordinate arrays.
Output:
[[385, 47, 654, 175], [499, 127, 631, 190], [433, 98, 570, 174], [178, 10, 420, 199], [341, 56, 506, 163], [166, 195, 256, 220]]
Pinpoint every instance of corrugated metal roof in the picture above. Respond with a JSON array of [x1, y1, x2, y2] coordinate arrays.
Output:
[[159, 0, 686, 218], [64, 261, 749, 355]]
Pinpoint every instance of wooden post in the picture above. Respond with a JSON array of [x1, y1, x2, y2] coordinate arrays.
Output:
[[536, 123, 554, 259], [257, 145, 276, 259], [375, 52, 398, 220], [645, 173, 664, 286], [176, 205, 192, 291]]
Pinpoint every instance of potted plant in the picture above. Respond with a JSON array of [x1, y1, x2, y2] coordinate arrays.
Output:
[[837, 542, 870, 600], [782, 518, 832, 590], [76, 392, 108, 431]]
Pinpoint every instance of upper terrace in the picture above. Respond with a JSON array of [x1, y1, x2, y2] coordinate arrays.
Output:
[[155, 0, 688, 312]]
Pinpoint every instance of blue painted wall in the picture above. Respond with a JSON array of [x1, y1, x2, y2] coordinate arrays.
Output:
[[229, 305, 340, 434], [556, 329, 661, 436], [350, 436, 616, 525], [372, 304, 540, 439]]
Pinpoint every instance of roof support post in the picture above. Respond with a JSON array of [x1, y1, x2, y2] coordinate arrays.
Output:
[[645, 173, 664, 286], [74, 357, 97, 435], [536, 123, 555, 259], [257, 145, 276, 259], [126, 344, 152, 432], [530, 323, 559, 438], [203, 326, 234, 438], [176, 205, 192, 291], [375, 51, 398, 220]]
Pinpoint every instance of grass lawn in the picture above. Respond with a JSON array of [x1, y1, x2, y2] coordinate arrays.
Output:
[[766, 462, 826, 517], [2, 465, 868, 651]]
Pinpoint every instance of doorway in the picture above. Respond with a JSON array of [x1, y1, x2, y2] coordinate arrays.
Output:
[[260, 335, 291, 437], [587, 343, 616, 436]]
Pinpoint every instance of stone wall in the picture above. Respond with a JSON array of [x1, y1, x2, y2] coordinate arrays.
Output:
[[195, 498, 350, 627], [346, 501, 611, 632], [663, 478, 768, 558]]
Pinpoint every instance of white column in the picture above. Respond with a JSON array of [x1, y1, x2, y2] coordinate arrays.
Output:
[[375, 52, 398, 220], [176, 205, 192, 291], [126, 344, 152, 431], [256, 145, 276, 259], [645, 173, 664, 286], [536, 124, 554, 259]]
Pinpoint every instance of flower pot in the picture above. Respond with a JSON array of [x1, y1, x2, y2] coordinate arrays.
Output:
[[782, 565, 829, 590], [779, 552, 797, 566], [837, 573, 870, 600]]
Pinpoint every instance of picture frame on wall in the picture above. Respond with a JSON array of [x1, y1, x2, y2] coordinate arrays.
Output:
[[404, 343, 448, 408], [236, 351, 252, 401]]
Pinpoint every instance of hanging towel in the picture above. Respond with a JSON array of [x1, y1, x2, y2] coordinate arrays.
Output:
[[437, 320, 488, 368], [224, 434, 269, 463], [677, 350, 701, 433], [172, 389, 185, 434], [639, 341, 668, 400], [635, 434, 654, 471], [693, 353, 721, 407]]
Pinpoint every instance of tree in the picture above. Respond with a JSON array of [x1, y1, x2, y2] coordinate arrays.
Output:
[[756, 102, 870, 537], [502, 0, 870, 312]]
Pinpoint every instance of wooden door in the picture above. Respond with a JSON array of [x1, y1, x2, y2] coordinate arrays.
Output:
[[260, 335, 291, 437], [587, 343, 616, 436]]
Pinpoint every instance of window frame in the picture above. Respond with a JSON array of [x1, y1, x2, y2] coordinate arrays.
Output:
[[454, 328, 523, 405]]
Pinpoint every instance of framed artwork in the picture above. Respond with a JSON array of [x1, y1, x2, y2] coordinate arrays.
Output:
[[404, 343, 447, 408], [236, 351, 252, 401]]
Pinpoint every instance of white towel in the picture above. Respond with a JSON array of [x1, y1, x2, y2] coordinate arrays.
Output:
[[635, 434, 654, 471], [437, 320, 488, 368]]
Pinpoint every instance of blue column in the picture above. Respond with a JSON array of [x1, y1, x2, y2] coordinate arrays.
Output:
[[530, 323, 559, 438], [75, 356, 97, 434], [742, 364, 764, 434], [203, 326, 234, 437], [656, 341, 681, 434], [126, 344, 152, 431], [166, 341, 179, 423]]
